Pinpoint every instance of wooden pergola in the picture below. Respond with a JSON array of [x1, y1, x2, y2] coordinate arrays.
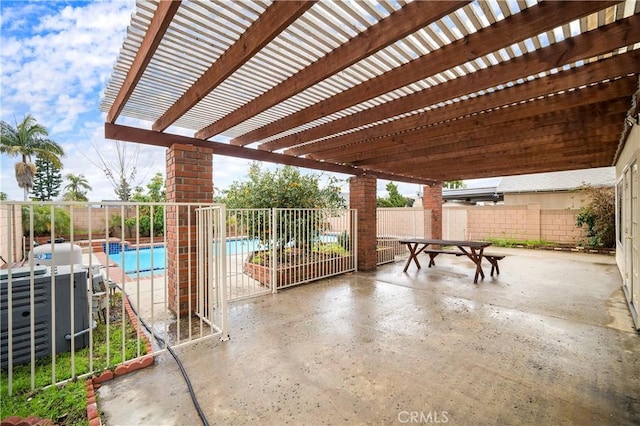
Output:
[[101, 0, 640, 184]]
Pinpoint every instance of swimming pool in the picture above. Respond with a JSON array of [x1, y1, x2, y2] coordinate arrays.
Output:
[[107, 237, 264, 275]]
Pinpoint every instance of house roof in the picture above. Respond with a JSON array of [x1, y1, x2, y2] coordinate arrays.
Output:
[[496, 167, 616, 193], [100, 1, 640, 184], [442, 186, 503, 203]]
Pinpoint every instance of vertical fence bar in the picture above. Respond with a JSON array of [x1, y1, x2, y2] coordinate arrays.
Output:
[[88, 204, 94, 374], [49, 204, 56, 385], [69, 205, 76, 379], [28, 205, 35, 391], [219, 205, 229, 340], [6, 203, 14, 395]]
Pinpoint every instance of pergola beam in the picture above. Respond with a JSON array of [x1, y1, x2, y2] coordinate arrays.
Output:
[[104, 123, 436, 185], [106, 0, 181, 124], [288, 51, 640, 157], [285, 15, 640, 157], [238, 1, 617, 149], [194, 1, 467, 140], [153, 1, 315, 132], [311, 79, 635, 163]]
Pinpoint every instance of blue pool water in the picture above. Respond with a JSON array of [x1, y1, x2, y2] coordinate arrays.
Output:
[[108, 238, 264, 274]]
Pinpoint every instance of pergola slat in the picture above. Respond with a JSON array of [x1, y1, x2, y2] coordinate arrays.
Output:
[[275, 16, 640, 156], [152, 1, 314, 132], [251, 1, 617, 150], [308, 78, 637, 162], [106, 0, 181, 124], [101, 0, 639, 184], [195, 1, 466, 140]]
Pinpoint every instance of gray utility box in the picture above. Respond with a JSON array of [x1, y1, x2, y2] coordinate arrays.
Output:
[[0, 265, 90, 367]]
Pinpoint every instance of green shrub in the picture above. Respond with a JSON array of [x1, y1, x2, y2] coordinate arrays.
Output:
[[576, 186, 615, 248], [22, 205, 70, 237]]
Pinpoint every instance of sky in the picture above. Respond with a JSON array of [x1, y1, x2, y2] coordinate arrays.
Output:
[[0, 0, 500, 202]]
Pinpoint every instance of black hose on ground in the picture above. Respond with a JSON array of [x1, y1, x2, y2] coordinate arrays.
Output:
[[112, 282, 210, 426]]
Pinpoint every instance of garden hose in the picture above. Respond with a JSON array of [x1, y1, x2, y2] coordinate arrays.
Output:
[[112, 283, 210, 426]]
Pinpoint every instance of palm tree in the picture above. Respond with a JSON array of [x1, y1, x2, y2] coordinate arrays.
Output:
[[0, 115, 65, 200], [63, 173, 92, 201]]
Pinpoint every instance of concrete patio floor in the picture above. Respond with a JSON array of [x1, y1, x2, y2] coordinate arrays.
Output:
[[97, 248, 640, 425]]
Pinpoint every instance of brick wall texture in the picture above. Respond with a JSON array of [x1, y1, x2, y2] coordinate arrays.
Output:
[[422, 183, 442, 239], [166, 143, 213, 314], [349, 175, 377, 271]]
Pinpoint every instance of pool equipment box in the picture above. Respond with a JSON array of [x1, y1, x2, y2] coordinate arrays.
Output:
[[30, 242, 83, 267], [0, 265, 90, 367]]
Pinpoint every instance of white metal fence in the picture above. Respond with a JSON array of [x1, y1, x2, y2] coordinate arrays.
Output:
[[227, 208, 356, 298], [376, 208, 432, 265], [0, 201, 227, 396], [1, 202, 356, 395]]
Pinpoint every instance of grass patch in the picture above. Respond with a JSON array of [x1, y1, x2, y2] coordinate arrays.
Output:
[[485, 237, 557, 248], [1, 294, 147, 425]]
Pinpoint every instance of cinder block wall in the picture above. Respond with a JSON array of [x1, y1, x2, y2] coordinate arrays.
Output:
[[0, 204, 22, 263], [540, 210, 584, 244], [443, 204, 585, 244]]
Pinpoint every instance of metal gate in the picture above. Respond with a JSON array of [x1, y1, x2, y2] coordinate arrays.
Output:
[[225, 208, 357, 299], [195, 205, 228, 340]]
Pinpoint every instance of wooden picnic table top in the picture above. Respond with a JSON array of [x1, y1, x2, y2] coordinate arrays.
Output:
[[399, 238, 492, 249]]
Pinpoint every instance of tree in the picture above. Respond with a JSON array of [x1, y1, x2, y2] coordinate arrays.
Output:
[[220, 163, 345, 249], [84, 140, 153, 201], [443, 180, 466, 189], [0, 115, 65, 200], [63, 173, 92, 202], [0, 192, 7, 200], [377, 182, 414, 207], [221, 163, 344, 210], [576, 185, 615, 248], [31, 155, 63, 201], [127, 172, 166, 237]]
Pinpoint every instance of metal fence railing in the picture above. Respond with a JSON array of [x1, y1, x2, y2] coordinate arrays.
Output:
[[1, 202, 359, 396], [376, 208, 432, 265], [231, 208, 357, 296], [0, 201, 227, 397]]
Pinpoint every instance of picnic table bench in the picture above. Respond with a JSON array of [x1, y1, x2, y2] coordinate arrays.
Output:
[[399, 238, 495, 284]]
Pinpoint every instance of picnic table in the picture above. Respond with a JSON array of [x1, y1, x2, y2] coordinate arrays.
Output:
[[399, 238, 492, 284]]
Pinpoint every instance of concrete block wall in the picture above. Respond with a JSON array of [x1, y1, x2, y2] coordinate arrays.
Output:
[[466, 204, 541, 241], [540, 210, 584, 244], [0, 204, 22, 263], [445, 204, 585, 244]]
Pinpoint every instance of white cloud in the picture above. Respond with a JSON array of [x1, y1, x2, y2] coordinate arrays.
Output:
[[0, 0, 135, 200]]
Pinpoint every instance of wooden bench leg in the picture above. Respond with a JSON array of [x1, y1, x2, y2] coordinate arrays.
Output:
[[428, 252, 439, 267], [486, 257, 500, 276]]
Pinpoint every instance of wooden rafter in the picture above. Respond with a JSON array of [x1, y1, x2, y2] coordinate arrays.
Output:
[[236, 1, 617, 149], [356, 120, 623, 168], [288, 51, 640, 157], [153, 1, 315, 132], [280, 14, 640, 156], [309, 78, 636, 163], [194, 1, 467, 140], [106, 0, 181, 124]]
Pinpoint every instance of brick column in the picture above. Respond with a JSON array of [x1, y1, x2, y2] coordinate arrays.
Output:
[[166, 143, 213, 315], [350, 174, 377, 271], [422, 183, 443, 239]]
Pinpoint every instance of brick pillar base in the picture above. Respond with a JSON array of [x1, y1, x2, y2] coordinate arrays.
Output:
[[423, 183, 443, 240], [350, 175, 377, 271], [166, 143, 213, 315]]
